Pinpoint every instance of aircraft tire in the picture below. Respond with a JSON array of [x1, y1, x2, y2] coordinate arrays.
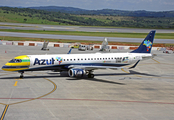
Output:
[[20, 75, 23, 78]]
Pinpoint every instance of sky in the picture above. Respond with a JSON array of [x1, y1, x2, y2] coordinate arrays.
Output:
[[1, 0, 174, 11]]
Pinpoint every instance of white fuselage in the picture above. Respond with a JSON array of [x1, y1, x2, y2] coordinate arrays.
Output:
[[28, 52, 152, 68]]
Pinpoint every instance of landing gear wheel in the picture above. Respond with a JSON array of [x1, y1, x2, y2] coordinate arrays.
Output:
[[20, 75, 23, 78], [20, 72, 24, 78], [88, 74, 94, 78]]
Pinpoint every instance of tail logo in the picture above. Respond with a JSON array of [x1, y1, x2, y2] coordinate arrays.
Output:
[[143, 40, 152, 51]]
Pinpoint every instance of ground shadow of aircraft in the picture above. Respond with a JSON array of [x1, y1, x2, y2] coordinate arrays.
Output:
[[129, 70, 160, 77], [0, 73, 125, 85], [0, 74, 65, 79], [94, 73, 130, 76], [66, 77, 125, 85], [0, 69, 159, 84]]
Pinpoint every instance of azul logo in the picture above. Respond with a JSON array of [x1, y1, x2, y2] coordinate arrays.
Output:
[[55, 57, 63, 65], [34, 58, 55, 65], [143, 40, 152, 51]]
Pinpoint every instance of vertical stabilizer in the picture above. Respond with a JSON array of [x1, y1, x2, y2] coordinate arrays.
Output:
[[131, 30, 156, 53]]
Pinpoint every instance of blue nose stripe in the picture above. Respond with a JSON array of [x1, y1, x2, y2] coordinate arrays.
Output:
[[2, 65, 29, 69]]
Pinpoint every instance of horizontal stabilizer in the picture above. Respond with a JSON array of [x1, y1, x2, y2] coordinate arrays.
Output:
[[129, 60, 140, 69]]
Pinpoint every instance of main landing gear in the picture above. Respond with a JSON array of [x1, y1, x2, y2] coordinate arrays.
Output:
[[19, 72, 24, 78], [87, 71, 94, 78]]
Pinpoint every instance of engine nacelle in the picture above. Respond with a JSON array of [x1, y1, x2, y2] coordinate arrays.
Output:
[[68, 69, 86, 77]]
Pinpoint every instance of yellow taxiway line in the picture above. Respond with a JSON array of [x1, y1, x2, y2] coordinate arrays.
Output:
[[0, 105, 9, 120], [13, 81, 18, 86]]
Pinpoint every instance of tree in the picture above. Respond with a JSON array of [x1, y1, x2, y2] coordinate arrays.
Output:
[[24, 18, 27, 22]]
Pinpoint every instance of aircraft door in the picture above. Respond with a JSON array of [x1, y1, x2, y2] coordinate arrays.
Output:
[[28, 56, 33, 66]]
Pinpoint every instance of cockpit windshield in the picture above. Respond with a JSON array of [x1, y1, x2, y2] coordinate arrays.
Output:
[[9, 59, 22, 63]]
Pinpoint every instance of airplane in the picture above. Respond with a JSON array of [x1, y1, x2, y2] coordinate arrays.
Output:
[[2, 30, 156, 78]]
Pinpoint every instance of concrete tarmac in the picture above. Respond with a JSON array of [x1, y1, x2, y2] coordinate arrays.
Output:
[[0, 45, 174, 120]]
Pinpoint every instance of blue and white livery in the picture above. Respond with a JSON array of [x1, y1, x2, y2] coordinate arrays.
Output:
[[2, 31, 156, 78]]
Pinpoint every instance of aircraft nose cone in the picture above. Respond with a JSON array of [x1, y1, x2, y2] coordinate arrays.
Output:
[[1, 65, 10, 71], [2, 65, 6, 70]]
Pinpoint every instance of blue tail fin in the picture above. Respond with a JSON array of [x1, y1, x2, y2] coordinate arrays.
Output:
[[131, 30, 156, 53]]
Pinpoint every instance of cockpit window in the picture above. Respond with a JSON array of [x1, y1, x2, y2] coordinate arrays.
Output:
[[9, 59, 22, 63]]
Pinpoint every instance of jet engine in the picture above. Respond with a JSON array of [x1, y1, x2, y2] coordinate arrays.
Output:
[[68, 68, 86, 77]]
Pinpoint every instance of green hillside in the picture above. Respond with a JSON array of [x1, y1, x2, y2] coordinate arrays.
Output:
[[29, 6, 174, 17], [0, 8, 66, 25], [0, 7, 174, 29]]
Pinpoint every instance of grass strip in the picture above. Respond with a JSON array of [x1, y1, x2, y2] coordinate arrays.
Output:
[[0, 29, 174, 39]]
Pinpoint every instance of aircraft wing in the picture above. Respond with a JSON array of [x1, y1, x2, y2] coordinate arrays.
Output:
[[68, 60, 140, 71], [68, 65, 125, 71]]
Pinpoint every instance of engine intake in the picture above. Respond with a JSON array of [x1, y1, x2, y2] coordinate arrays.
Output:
[[68, 69, 86, 77]]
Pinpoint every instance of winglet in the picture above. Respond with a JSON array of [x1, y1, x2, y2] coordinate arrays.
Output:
[[129, 60, 140, 69], [67, 48, 72, 54]]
